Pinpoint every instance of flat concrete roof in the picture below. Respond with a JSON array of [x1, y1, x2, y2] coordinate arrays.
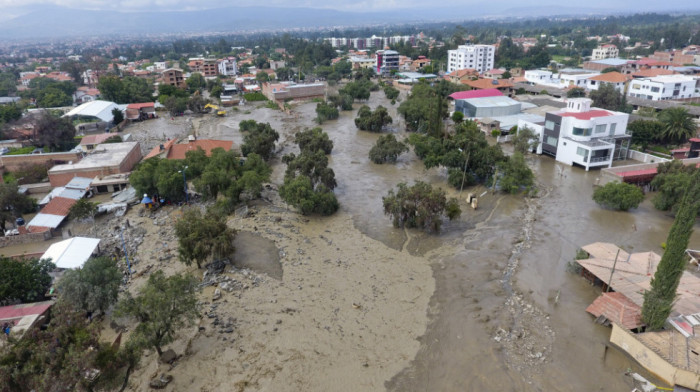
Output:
[[466, 95, 520, 108], [48, 142, 138, 174]]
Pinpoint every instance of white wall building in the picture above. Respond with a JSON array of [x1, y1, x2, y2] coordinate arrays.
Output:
[[627, 75, 700, 101], [558, 71, 600, 88], [585, 72, 628, 92], [591, 45, 620, 60], [518, 98, 631, 171], [524, 70, 555, 85], [153, 62, 167, 71], [447, 44, 495, 74], [217, 59, 238, 76]]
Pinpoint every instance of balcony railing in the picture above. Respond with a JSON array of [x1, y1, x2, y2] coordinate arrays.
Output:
[[590, 155, 611, 163]]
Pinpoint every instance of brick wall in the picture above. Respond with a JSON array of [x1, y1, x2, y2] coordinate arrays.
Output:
[[0, 152, 81, 172], [0, 231, 52, 248]]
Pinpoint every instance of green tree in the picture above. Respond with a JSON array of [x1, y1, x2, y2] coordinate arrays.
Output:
[[164, 96, 187, 116], [115, 271, 198, 356], [592, 182, 645, 211], [36, 87, 72, 107], [589, 83, 631, 113], [566, 87, 586, 98], [175, 208, 236, 269], [369, 134, 408, 164], [186, 72, 206, 93], [68, 198, 97, 221], [382, 181, 461, 233], [658, 107, 697, 144], [512, 126, 539, 155], [240, 121, 280, 161], [451, 111, 464, 124], [32, 112, 75, 150], [0, 104, 22, 125], [383, 85, 400, 100], [0, 257, 55, 305], [497, 152, 535, 194], [98, 75, 153, 104], [642, 169, 700, 330], [112, 107, 124, 125], [294, 127, 333, 154], [315, 101, 339, 124], [339, 79, 372, 101], [628, 119, 663, 149], [355, 105, 393, 132], [0, 182, 37, 234], [57, 256, 121, 315], [256, 71, 270, 83], [650, 161, 698, 214]]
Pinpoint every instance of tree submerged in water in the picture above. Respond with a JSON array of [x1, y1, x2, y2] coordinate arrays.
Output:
[[382, 181, 461, 233]]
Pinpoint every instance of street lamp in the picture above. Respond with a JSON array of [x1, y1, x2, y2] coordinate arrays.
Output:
[[178, 166, 189, 203]]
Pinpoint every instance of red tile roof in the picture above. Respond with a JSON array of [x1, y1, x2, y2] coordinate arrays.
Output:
[[144, 138, 177, 160], [127, 102, 155, 110], [0, 302, 53, 324], [41, 197, 76, 216], [464, 78, 514, 90], [80, 133, 114, 146], [589, 71, 629, 83], [586, 292, 643, 330], [448, 88, 503, 100], [167, 140, 233, 160], [559, 109, 613, 120]]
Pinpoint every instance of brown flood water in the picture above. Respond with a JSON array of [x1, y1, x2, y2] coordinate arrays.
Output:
[[306, 92, 700, 391]]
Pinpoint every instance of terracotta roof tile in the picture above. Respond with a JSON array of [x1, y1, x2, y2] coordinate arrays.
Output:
[[464, 78, 514, 90], [40, 197, 76, 216], [586, 292, 643, 329], [589, 71, 629, 83], [167, 140, 233, 160]]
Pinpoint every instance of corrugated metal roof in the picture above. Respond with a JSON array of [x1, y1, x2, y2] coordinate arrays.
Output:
[[26, 213, 66, 229], [40, 237, 100, 269], [0, 301, 53, 322], [58, 188, 87, 200]]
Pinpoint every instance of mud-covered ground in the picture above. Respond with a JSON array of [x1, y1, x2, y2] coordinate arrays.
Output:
[[74, 90, 700, 392]]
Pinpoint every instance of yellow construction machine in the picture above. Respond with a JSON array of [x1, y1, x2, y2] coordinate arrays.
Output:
[[204, 103, 226, 117]]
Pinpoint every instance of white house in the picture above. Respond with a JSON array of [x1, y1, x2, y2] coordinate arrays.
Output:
[[627, 75, 700, 101], [591, 44, 620, 60], [217, 59, 237, 76], [447, 44, 495, 74], [586, 71, 629, 92], [558, 71, 600, 88], [524, 70, 555, 85], [518, 98, 631, 171]]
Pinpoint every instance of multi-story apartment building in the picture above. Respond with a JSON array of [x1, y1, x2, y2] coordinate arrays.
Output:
[[591, 44, 620, 60], [627, 75, 699, 100], [447, 44, 495, 74], [518, 98, 631, 171], [217, 58, 237, 76], [161, 68, 185, 88], [188, 58, 218, 77], [325, 35, 415, 49], [376, 50, 399, 76]]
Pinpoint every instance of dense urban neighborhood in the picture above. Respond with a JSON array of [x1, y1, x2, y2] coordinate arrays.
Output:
[[1, 10, 700, 392]]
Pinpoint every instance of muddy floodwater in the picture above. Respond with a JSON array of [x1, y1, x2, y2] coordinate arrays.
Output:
[[121, 92, 700, 391]]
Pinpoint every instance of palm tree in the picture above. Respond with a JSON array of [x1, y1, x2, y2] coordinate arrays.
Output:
[[658, 107, 697, 144]]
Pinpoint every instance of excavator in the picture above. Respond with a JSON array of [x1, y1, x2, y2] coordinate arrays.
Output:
[[204, 103, 226, 117]]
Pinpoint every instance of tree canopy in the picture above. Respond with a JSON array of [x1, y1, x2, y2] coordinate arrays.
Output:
[[355, 105, 393, 132], [175, 208, 237, 269], [0, 182, 37, 234], [658, 107, 697, 144], [369, 134, 408, 164], [240, 120, 280, 161], [97, 75, 154, 104], [0, 257, 55, 305], [57, 256, 122, 314], [592, 181, 645, 211], [115, 271, 198, 356], [382, 181, 461, 233], [589, 83, 631, 113]]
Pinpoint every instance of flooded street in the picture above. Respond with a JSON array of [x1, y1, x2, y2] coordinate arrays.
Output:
[[121, 90, 700, 391]]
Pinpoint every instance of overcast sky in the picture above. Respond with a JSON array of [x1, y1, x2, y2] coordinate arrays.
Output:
[[1, 0, 698, 17]]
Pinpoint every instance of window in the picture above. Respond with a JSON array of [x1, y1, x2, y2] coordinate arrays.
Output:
[[545, 120, 555, 130], [576, 147, 589, 157], [595, 124, 607, 134], [546, 136, 558, 146], [609, 123, 617, 135], [632, 84, 640, 90], [572, 127, 592, 136], [651, 87, 660, 93]]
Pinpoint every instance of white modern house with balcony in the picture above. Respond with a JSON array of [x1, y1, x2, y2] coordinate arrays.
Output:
[[627, 75, 699, 100], [518, 98, 631, 171]]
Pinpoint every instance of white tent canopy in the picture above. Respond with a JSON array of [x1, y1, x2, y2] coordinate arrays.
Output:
[[40, 237, 101, 269], [63, 100, 118, 123]]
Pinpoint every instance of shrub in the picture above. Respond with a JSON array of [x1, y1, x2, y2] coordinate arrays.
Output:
[[592, 182, 645, 211]]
